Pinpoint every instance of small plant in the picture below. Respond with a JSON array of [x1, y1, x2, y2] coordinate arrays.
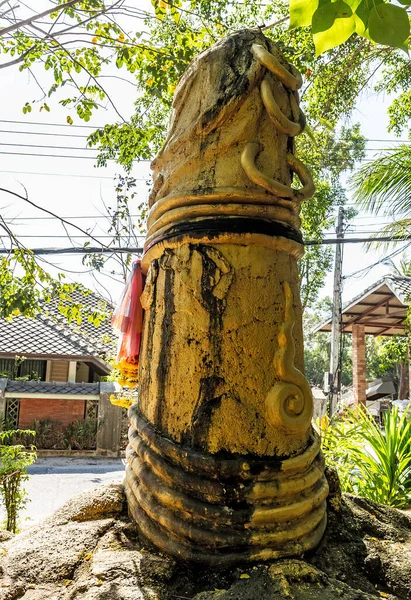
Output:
[[319, 407, 411, 509], [0, 429, 36, 533], [63, 419, 98, 451], [30, 418, 64, 450]]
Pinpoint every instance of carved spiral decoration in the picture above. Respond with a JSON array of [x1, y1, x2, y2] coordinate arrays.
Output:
[[266, 282, 313, 436]]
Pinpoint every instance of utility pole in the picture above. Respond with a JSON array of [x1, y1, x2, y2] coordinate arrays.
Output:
[[328, 206, 344, 417]]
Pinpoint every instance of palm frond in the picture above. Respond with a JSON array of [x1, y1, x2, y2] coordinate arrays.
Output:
[[364, 219, 411, 250], [351, 145, 411, 217]]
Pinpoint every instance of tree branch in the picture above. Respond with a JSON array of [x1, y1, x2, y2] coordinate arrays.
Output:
[[29, 21, 126, 122], [0, 0, 82, 38], [0, 186, 112, 249], [0, 48, 32, 70]]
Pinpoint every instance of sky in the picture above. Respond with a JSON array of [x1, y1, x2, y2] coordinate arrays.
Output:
[[0, 3, 409, 308]]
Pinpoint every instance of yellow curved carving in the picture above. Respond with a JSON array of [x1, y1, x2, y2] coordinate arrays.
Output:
[[260, 79, 302, 137], [146, 188, 300, 232], [241, 143, 315, 201], [287, 153, 316, 200], [147, 202, 301, 240], [266, 281, 313, 436], [251, 43, 302, 91]]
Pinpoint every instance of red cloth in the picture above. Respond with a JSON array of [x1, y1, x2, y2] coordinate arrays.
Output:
[[112, 260, 145, 369]]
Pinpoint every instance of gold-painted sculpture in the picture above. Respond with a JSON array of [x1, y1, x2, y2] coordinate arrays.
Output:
[[124, 28, 328, 565]]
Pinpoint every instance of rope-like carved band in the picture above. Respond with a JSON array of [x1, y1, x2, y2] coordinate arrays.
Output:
[[125, 407, 328, 566]]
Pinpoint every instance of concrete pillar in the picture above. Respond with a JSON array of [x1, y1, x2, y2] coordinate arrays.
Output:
[[96, 382, 123, 456], [0, 379, 7, 430], [352, 324, 366, 405], [45, 361, 52, 382], [67, 361, 77, 383]]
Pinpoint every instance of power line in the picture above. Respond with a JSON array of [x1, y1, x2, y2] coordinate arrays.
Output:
[[0, 119, 97, 129], [367, 139, 411, 143], [306, 235, 411, 245], [0, 150, 152, 161], [343, 242, 411, 280], [0, 129, 88, 139], [0, 246, 144, 255], [4, 214, 144, 221], [1, 235, 411, 255], [0, 235, 145, 239], [0, 142, 93, 151], [0, 170, 150, 180]]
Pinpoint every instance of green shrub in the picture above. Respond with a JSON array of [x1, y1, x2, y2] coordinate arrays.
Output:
[[30, 418, 64, 450], [0, 430, 36, 532], [319, 407, 411, 508], [63, 419, 98, 451]]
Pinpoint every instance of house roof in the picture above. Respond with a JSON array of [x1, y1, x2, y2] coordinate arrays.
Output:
[[0, 291, 115, 372], [5, 380, 100, 395], [316, 276, 411, 337]]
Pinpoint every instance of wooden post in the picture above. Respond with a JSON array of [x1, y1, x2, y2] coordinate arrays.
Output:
[[96, 382, 123, 456], [352, 324, 367, 405], [0, 379, 6, 430]]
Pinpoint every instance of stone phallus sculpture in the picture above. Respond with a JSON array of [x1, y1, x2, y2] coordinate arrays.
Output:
[[122, 29, 329, 566]]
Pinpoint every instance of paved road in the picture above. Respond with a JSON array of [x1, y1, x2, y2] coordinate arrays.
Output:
[[3, 457, 126, 530]]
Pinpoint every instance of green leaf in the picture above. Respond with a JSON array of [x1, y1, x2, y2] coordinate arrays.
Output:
[[368, 4, 410, 52], [344, 0, 363, 11], [353, 0, 383, 37], [289, 0, 319, 29], [312, 2, 356, 55]]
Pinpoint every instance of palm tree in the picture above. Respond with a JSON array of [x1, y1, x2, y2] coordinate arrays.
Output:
[[351, 144, 411, 243]]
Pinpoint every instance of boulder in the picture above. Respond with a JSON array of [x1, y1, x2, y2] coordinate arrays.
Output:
[[0, 482, 409, 600]]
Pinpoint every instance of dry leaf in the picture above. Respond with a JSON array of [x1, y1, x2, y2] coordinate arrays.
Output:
[[240, 574, 250, 579]]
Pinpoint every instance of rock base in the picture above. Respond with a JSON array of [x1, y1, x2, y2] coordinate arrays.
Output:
[[0, 481, 410, 599]]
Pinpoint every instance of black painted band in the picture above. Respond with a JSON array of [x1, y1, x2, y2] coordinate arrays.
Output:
[[145, 216, 303, 253]]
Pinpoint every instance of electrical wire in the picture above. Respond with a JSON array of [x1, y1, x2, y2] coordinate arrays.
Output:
[[1, 235, 411, 255], [0, 150, 152, 161], [343, 242, 411, 280], [0, 170, 150, 180], [4, 214, 144, 221], [0, 119, 97, 129], [0, 129, 89, 139]]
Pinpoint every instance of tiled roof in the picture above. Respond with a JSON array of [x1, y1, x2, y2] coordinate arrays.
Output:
[[0, 291, 115, 362], [316, 276, 411, 337], [386, 276, 411, 305], [5, 380, 100, 395], [42, 290, 115, 352]]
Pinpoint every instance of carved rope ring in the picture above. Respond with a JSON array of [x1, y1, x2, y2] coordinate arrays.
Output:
[[241, 143, 315, 201], [251, 44, 302, 91], [260, 79, 303, 137]]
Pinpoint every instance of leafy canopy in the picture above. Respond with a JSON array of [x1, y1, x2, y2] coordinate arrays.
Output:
[[0, 0, 370, 316], [289, 0, 411, 55]]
